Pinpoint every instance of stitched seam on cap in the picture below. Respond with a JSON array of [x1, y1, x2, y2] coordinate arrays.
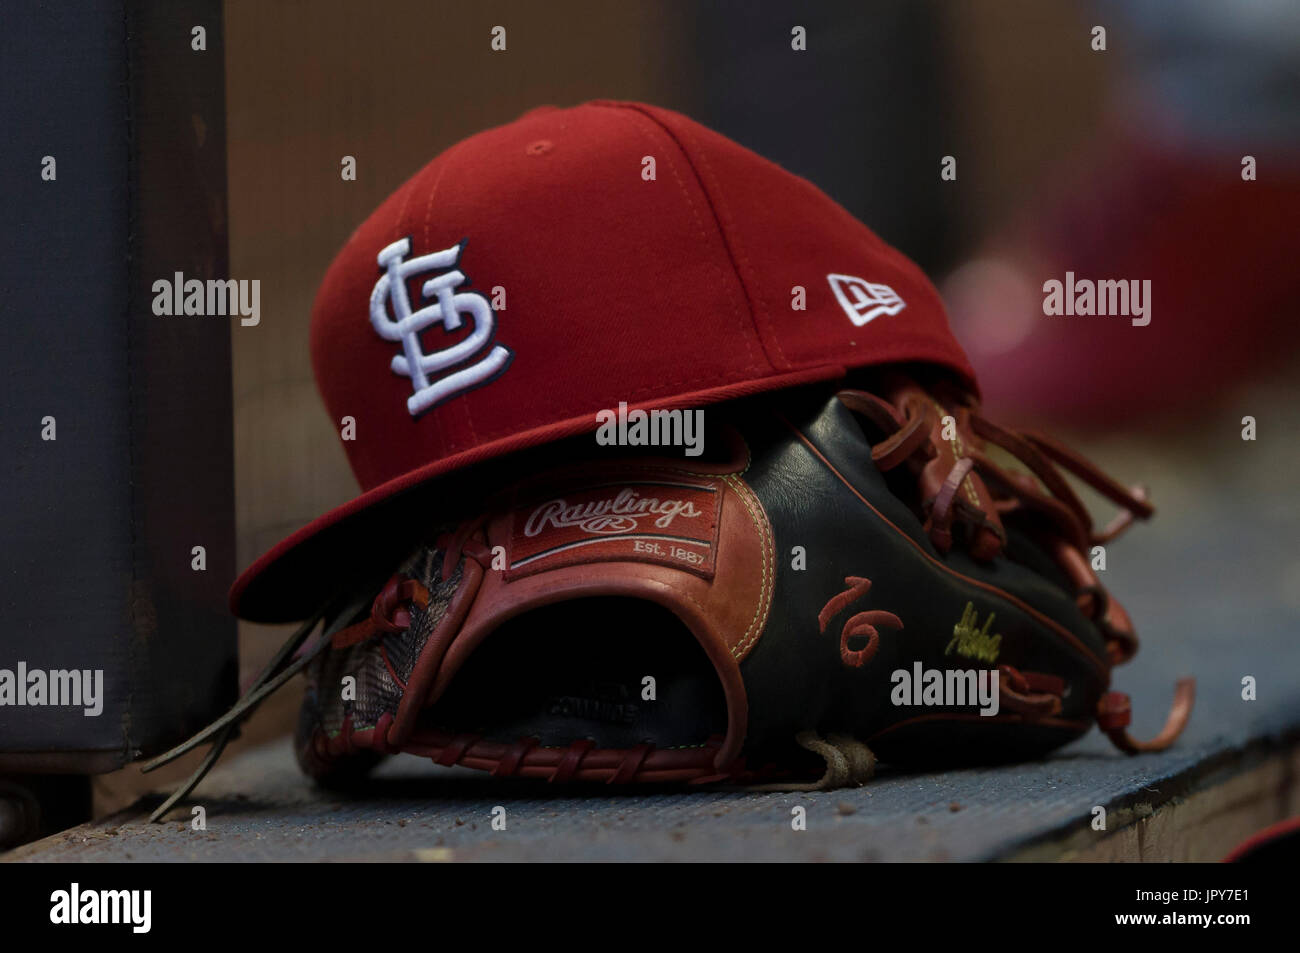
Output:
[[674, 120, 787, 369], [602, 102, 777, 372], [420, 144, 480, 450], [608, 104, 780, 369], [598, 103, 761, 373]]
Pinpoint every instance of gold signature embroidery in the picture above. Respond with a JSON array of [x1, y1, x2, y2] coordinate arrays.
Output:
[[945, 602, 1002, 663]]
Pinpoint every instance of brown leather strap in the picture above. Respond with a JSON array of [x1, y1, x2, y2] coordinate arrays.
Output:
[[1095, 484, 1152, 544], [1098, 678, 1196, 754], [971, 414, 1093, 538], [494, 736, 539, 777], [330, 574, 431, 649], [609, 743, 654, 784], [997, 664, 1064, 718], [1023, 430, 1155, 524], [967, 448, 1090, 553], [550, 739, 596, 783], [927, 456, 977, 553], [838, 390, 938, 472]]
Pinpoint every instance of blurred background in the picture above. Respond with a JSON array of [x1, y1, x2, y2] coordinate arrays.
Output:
[[94, 0, 1300, 814]]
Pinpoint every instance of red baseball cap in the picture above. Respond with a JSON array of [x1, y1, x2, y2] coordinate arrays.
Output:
[[232, 100, 977, 621]]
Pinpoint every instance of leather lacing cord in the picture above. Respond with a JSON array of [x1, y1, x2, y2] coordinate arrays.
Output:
[[322, 509, 499, 657], [140, 589, 374, 821], [330, 574, 431, 650], [997, 665, 1066, 717], [839, 389, 1194, 756], [311, 714, 775, 785], [436, 514, 494, 581], [385, 731, 770, 785]]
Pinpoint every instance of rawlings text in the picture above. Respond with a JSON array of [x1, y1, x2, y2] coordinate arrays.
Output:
[[524, 487, 702, 537]]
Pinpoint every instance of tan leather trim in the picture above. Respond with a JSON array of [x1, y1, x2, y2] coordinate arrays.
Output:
[[721, 473, 774, 661], [403, 458, 774, 770]]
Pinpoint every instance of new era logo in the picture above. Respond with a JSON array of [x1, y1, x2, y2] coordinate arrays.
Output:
[[827, 274, 906, 327]]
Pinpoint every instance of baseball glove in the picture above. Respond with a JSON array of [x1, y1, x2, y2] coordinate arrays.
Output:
[[146, 374, 1192, 805]]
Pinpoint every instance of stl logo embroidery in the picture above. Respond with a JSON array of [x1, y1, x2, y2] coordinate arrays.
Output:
[[827, 274, 906, 327], [370, 237, 513, 416]]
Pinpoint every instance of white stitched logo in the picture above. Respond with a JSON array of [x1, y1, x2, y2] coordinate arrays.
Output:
[[370, 237, 512, 416], [523, 488, 702, 537], [827, 274, 906, 327]]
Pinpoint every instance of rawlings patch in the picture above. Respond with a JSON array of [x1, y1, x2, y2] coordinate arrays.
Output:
[[505, 478, 723, 581]]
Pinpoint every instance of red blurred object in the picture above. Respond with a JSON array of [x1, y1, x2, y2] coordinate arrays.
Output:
[[1223, 815, 1300, 862], [945, 137, 1300, 430]]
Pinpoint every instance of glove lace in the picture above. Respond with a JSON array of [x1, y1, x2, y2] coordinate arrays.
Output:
[[838, 388, 1193, 757]]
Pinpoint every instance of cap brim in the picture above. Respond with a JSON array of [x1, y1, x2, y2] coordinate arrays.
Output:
[[230, 363, 848, 622]]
